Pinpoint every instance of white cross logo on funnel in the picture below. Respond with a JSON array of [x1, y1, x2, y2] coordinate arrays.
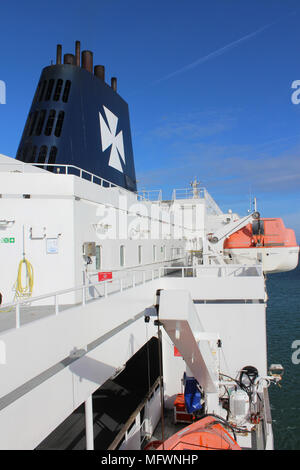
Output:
[[99, 106, 125, 172]]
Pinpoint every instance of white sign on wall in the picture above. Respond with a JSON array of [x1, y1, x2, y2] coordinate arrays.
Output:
[[46, 238, 58, 254]]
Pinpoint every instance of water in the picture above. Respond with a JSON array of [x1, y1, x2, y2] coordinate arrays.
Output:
[[266, 263, 300, 450]]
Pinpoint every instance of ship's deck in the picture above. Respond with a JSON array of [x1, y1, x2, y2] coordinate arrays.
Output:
[[0, 305, 72, 333]]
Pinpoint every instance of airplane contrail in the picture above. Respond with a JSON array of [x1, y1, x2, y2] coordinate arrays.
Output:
[[153, 16, 290, 84]]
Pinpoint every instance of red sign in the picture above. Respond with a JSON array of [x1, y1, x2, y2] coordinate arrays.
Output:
[[174, 346, 182, 357], [98, 272, 112, 282]]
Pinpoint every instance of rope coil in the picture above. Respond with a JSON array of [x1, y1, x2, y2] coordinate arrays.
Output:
[[14, 258, 34, 301]]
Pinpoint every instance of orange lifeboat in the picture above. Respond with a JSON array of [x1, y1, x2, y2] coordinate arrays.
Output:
[[224, 218, 297, 249], [223, 218, 299, 273], [156, 416, 241, 451]]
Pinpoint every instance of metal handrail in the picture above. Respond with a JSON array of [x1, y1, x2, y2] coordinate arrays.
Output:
[[172, 188, 205, 200], [0, 264, 263, 331], [203, 189, 223, 215], [0, 268, 163, 329], [1, 264, 262, 310], [1, 162, 222, 212], [137, 189, 162, 202], [0, 161, 135, 196], [33, 163, 122, 189]]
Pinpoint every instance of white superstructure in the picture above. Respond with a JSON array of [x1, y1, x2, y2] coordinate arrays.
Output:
[[0, 153, 292, 450]]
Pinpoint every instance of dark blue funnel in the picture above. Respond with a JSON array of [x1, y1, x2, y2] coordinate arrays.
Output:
[[16, 42, 137, 192]]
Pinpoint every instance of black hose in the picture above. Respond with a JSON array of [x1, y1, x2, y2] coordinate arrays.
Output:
[[200, 412, 250, 440]]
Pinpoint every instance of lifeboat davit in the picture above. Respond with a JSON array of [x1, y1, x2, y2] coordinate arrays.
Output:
[[155, 416, 241, 451], [223, 218, 299, 273]]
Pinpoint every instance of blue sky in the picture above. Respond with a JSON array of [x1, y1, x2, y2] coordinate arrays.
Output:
[[1, 0, 300, 237]]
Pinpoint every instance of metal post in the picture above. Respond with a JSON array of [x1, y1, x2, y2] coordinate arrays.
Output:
[[85, 395, 94, 450], [55, 295, 59, 315], [82, 285, 86, 305], [157, 323, 165, 448], [16, 304, 20, 329]]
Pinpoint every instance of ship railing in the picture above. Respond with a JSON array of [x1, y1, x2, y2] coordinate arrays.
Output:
[[33, 163, 125, 189], [0, 268, 164, 330], [255, 388, 273, 449], [172, 188, 205, 200], [171, 188, 222, 216], [137, 189, 162, 201], [203, 189, 223, 215], [108, 377, 161, 450], [1, 161, 135, 194], [1, 162, 222, 213], [1, 161, 166, 202], [0, 264, 263, 332]]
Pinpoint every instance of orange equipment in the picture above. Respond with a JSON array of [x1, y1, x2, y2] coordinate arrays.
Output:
[[157, 416, 241, 450], [223, 218, 297, 250]]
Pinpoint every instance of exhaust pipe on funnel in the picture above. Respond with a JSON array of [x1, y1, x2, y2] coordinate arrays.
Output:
[[75, 41, 81, 66], [111, 77, 117, 92], [94, 65, 105, 81], [82, 50, 93, 73], [64, 53, 75, 65], [56, 44, 62, 65]]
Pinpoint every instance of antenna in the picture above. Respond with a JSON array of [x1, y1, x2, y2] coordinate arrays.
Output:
[[190, 177, 201, 198], [254, 196, 257, 212]]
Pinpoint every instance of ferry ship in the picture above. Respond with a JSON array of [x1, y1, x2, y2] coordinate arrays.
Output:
[[0, 41, 298, 451]]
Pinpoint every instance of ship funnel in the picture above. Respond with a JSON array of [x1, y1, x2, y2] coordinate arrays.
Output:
[[16, 40, 137, 192], [56, 44, 62, 65], [82, 50, 93, 73]]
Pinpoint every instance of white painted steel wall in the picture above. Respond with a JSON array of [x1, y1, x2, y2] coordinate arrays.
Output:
[[0, 168, 211, 304], [196, 303, 268, 377], [0, 269, 267, 449], [157, 276, 265, 300], [0, 281, 160, 449], [159, 290, 218, 393]]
